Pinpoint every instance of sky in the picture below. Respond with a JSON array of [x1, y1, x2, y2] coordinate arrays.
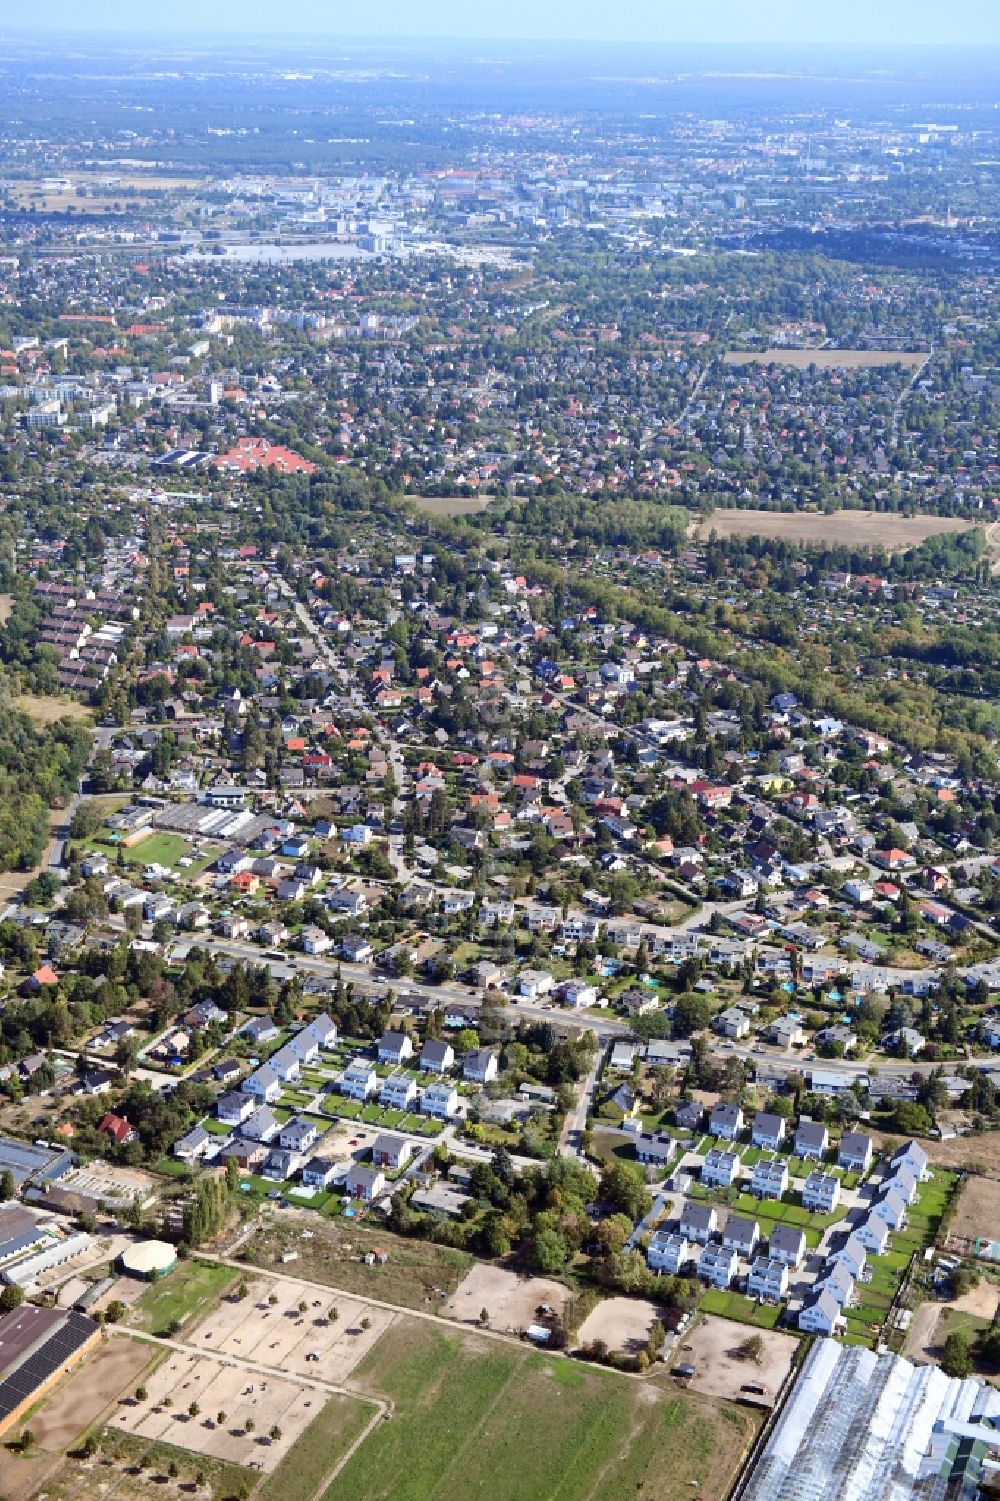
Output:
[[3, 0, 999, 46]]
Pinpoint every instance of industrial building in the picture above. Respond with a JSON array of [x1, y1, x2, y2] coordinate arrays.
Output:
[[0, 1306, 100, 1439], [738, 1338, 1000, 1501]]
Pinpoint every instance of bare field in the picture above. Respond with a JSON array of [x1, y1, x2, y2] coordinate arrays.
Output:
[[873, 1131, 1000, 1179], [949, 1174, 1000, 1244], [576, 1295, 664, 1355], [186, 1273, 395, 1383], [443, 1264, 568, 1332], [724, 348, 927, 369], [406, 494, 493, 516], [693, 508, 978, 552], [30, 1338, 155, 1452], [682, 1316, 797, 1407], [110, 1348, 321, 1473]]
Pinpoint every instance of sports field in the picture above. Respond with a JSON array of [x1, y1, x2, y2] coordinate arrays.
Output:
[[331, 1320, 758, 1501], [129, 1259, 236, 1336]]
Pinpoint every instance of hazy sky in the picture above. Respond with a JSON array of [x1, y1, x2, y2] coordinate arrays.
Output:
[[3, 0, 999, 46]]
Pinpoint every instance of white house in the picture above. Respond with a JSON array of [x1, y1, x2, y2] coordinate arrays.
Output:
[[698, 1243, 738, 1289], [769, 1224, 807, 1268], [751, 1112, 786, 1150], [242, 1065, 282, 1104], [722, 1215, 760, 1259], [344, 1164, 385, 1201], [748, 1256, 788, 1302], [838, 1132, 873, 1173], [803, 1171, 841, 1214], [420, 1040, 455, 1074], [378, 1031, 414, 1065], [218, 1090, 255, 1126], [380, 1071, 418, 1110], [341, 1058, 378, 1101], [703, 1147, 741, 1189], [817, 1260, 855, 1306], [751, 1157, 789, 1201], [831, 1234, 867, 1280], [710, 1103, 744, 1140], [854, 1214, 890, 1256], [680, 1203, 718, 1244], [518, 969, 554, 1000], [647, 1231, 692, 1275], [463, 1049, 499, 1085], [794, 1121, 829, 1160], [871, 1187, 907, 1232], [422, 1081, 460, 1119], [798, 1291, 844, 1336]]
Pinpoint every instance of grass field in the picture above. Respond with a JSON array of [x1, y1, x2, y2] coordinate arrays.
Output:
[[724, 348, 927, 369], [692, 508, 980, 554], [256, 1215, 472, 1310], [333, 1320, 757, 1501], [698, 1290, 782, 1329], [129, 1259, 236, 1336], [405, 495, 493, 516], [15, 692, 92, 725], [257, 1393, 375, 1501]]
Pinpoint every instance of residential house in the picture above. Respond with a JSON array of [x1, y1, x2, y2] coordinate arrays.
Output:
[[371, 1133, 413, 1171], [838, 1132, 873, 1173], [380, 1072, 418, 1110], [697, 1243, 738, 1288], [798, 1291, 844, 1336], [802, 1172, 841, 1214], [871, 1188, 907, 1232], [722, 1215, 760, 1259], [378, 1031, 414, 1066], [709, 1103, 744, 1140], [218, 1091, 256, 1126], [647, 1231, 692, 1275], [794, 1121, 829, 1160], [766, 1016, 807, 1049], [751, 1157, 789, 1201], [816, 1260, 856, 1306], [343, 1165, 385, 1201], [279, 1117, 320, 1154], [769, 1224, 807, 1268], [635, 1134, 675, 1168], [680, 1203, 718, 1244], [340, 1058, 378, 1101], [714, 1007, 751, 1041], [420, 1040, 455, 1074], [751, 1112, 786, 1150], [463, 1049, 499, 1085], [422, 1081, 460, 1119], [173, 1125, 211, 1162], [748, 1256, 789, 1302], [831, 1234, 867, 1280], [702, 1147, 741, 1189], [854, 1215, 890, 1256], [517, 969, 554, 1000], [301, 1156, 339, 1189]]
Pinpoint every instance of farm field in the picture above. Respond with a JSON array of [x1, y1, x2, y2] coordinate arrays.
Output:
[[128, 1259, 236, 1336], [332, 1319, 759, 1501], [724, 348, 927, 369], [692, 508, 980, 552]]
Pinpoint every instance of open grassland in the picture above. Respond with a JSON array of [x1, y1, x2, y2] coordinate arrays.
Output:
[[256, 1214, 472, 1310], [332, 1320, 758, 1501], [949, 1174, 1000, 1244], [128, 1259, 236, 1336], [406, 494, 493, 516], [15, 692, 92, 725], [693, 508, 979, 552], [257, 1394, 375, 1501], [724, 348, 927, 369]]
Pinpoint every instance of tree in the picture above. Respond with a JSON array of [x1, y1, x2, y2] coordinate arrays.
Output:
[[217, 1412, 227, 1428], [20, 1427, 35, 1452], [599, 1161, 652, 1221], [672, 992, 716, 1037], [532, 1227, 569, 1273], [942, 1330, 972, 1378], [270, 1424, 282, 1442], [0, 1168, 14, 1201], [0, 1284, 25, 1312], [740, 1334, 765, 1364], [189, 1401, 200, 1418], [479, 1307, 490, 1326]]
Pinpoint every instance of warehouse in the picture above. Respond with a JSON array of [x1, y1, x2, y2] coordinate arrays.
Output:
[[0, 1231, 92, 1287], [739, 1339, 1000, 1501], [0, 1306, 100, 1439]]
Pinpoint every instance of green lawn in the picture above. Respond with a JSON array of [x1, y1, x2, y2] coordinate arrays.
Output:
[[129, 1259, 236, 1336], [699, 1290, 782, 1329], [326, 1321, 759, 1501]]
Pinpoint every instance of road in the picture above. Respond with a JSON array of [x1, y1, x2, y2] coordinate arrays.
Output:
[[558, 1044, 605, 1159]]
